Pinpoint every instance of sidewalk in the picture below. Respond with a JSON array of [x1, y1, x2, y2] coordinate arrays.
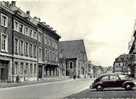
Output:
[[0, 77, 71, 88]]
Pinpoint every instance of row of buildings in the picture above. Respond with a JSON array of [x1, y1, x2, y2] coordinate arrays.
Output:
[[0, 1, 88, 82]]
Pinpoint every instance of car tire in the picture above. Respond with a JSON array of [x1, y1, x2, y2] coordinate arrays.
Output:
[[96, 85, 103, 91], [125, 84, 132, 90]]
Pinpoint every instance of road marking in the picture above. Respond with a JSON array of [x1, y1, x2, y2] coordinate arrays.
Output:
[[0, 79, 73, 91]]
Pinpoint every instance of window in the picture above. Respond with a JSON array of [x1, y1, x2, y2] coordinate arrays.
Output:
[[20, 40, 24, 56], [38, 33, 42, 42], [47, 49, 49, 60], [24, 63, 28, 75], [33, 45, 37, 58], [34, 64, 36, 74], [1, 14, 8, 27], [14, 20, 19, 31], [44, 34, 47, 44], [25, 27, 29, 36], [14, 62, 18, 75], [20, 63, 23, 74], [39, 47, 42, 61], [29, 44, 32, 57], [101, 76, 109, 81], [29, 29, 33, 37], [19, 24, 23, 33], [110, 75, 119, 80], [25, 42, 29, 56], [70, 62, 73, 69], [30, 64, 33, 74], [44, 48, 47, 59], [1, 33, 8, 52], [15, 38, 19, 54], [33, 31, 37, 39], [55, 52, 58, 62]]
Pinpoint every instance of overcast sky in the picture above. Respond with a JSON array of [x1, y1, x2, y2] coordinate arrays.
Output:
[[17, 0, 136, 66]]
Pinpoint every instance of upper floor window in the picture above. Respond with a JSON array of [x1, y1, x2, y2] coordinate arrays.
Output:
[[44, 34, 47, 44], [29, 43, 33, 57], [1, 33, 8, 52], [33, 31, 37, 39], [1, 14, 8, 27], [15, 38, 19, 54], [38, 33, 42, 42], [19, 24, 24, 33], [25, 27, 29, 36], [39, 47, 42, 61], [14, 20, 19, 31], [20, 40, 24, 56], [25, 42, 29, 56], [33, 45, 37, 58], [29, 29, 33, 38]]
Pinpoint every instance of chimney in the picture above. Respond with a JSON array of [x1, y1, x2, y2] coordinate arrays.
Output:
[[11, 1, 16, 6], [33, 17, 41, 22], [26, 11, 30, 16]]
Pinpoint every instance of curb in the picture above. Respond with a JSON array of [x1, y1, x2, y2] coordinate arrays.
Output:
[[0, 78, 72, 89]]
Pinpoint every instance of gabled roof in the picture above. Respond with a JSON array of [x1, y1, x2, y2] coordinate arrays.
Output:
[[59, 40, 87, 59]]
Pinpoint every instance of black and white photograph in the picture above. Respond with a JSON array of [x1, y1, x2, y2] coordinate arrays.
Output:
[[0, 0, 136, 99]]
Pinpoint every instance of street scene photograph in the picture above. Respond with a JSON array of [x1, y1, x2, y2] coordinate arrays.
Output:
[[0, 0, 136, 99]]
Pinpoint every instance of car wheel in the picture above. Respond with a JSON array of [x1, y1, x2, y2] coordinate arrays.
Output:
[[96, 85, 103, 91], [125, 84, 132, 90]]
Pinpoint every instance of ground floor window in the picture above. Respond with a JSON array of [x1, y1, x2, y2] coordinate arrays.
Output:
[[34, 64, 36, 74]]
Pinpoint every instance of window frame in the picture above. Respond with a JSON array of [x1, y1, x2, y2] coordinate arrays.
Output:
[[1, 33, 8, 52], [1, 13, 8, 27]]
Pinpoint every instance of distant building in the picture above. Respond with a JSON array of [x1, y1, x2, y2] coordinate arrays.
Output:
[[59, 40, 88, 78], [113, 54, 130, 74], [92, 65, 104, 78], [103, 66, 113, 74]]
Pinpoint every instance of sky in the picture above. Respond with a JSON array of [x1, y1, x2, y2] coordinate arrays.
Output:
[[16, 0, 136, 66]]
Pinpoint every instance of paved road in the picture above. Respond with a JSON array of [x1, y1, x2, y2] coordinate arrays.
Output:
[[65, 87, 136, 99], [0, 79, 91, 99]]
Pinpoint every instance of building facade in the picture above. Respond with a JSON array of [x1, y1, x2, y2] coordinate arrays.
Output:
[[0, 1, 61, 82], [113, 54, 130, 74], [59, 40, 88, 78], [37, 22, 60, 79]]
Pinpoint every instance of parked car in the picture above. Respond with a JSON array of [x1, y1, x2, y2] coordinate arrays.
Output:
[[90, 73, 135, 91]]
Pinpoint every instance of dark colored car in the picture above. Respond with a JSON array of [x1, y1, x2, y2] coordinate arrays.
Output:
[[90, 73, 135, 91]]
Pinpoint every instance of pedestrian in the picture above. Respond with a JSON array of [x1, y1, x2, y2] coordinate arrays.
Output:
[[16, 75, 20, 83], [73, 75, 76, 80]]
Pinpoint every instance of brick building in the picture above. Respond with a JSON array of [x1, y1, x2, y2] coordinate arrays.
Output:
[[0, 1, 61, 82], [59, 40, 88, 78]]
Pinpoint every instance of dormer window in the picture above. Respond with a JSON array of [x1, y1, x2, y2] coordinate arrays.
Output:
[[1, 14, 8, 27]]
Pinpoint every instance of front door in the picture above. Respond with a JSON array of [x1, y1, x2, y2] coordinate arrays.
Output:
[[0, 61, 9, 82], [38, 65, 42, 78]]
